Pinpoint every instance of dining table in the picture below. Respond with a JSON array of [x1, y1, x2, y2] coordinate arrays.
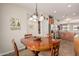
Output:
[[21, 36, 61, 56]]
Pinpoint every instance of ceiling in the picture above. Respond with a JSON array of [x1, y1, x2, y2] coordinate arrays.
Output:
[[11, 3, 79, 20]]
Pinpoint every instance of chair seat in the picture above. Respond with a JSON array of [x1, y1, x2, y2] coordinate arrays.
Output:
[[38, 50, 51, 56], [20, 49, 35, 56]]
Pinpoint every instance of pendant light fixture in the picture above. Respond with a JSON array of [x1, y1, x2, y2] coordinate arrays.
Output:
[[29, 3, 45, 34], [29, 3, 45, 22]]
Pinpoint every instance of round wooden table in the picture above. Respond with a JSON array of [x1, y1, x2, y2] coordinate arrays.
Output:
[[21, 37, 60, 56]]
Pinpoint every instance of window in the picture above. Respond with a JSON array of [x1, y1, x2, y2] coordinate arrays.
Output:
[[61, 24, 70, 31], [73, 24, 79, 32]]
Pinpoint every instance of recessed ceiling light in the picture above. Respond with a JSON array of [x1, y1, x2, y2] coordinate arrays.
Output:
[[73, 13, 76, 16], [53, 11, 56, 13], [62, 16, 65, 18], [67, 4, 71, 8]]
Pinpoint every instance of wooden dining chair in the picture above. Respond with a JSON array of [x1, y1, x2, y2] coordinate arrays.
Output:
[[12, 39, 19, 56], [24, 34, 32, 38], [24, 34, 32, 49], [53, 41, 60, 56], [38, 40, 60, 56], [74, 38, 79, 56], [12, 39, 34, 56]]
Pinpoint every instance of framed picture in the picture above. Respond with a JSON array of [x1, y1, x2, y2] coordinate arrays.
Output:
[[10, 17, 21, 30]]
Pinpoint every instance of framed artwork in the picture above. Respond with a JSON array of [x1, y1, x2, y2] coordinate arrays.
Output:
[[10, 17, 21, 30]]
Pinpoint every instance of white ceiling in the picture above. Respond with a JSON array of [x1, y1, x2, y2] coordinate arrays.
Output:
[[9, 3, 79, 20]]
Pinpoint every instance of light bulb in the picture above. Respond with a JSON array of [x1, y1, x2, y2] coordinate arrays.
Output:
[[32, 14, 37, 19], [67, 4, 71, 8], [29, 17, 33, 21], [53, 11, 56, 13], [39, 15, 44, 21], [33, 19, 37, 22]]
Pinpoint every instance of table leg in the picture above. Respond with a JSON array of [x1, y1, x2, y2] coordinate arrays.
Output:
[[32, 51, 40, 56]]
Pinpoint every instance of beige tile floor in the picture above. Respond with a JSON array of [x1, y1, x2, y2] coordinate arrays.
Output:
[[59, 40, 75, 56]]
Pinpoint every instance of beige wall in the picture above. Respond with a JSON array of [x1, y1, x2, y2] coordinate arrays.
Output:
[[0, 4, 28, 55], [41, 20, 48, 36], [0, 4, 3, 54], [27, 19, 49, 37], [0, 4, 49, 55], [27, 20, 39, 36]]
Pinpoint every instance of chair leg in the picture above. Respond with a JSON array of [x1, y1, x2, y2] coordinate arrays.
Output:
[[75, 52, 77, 56], [25, 47, 27, 49], [32, 51, 40, 56]]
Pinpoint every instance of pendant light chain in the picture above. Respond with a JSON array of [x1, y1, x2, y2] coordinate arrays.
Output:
[[35, 3, 38, 16]]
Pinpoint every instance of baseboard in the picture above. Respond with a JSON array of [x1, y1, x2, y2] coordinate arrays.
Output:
[[0, 47, 25, 56], [0, 50, 14, 56]]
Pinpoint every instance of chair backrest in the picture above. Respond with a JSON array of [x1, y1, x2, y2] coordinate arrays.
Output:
[[25, 34, 32, 36], [12, 39, 19, 56], [24, 34, 32, 38]]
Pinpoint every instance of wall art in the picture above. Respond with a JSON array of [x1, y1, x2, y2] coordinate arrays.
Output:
[[10, 17, 21, 30]]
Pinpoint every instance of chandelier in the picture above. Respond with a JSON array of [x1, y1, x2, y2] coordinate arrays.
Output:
[[29, 3, 45, 22], [29, 3, 45, 34]]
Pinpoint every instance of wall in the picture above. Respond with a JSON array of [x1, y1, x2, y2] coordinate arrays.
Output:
[[41, 20, 48, 36], [27, 19, 49, 37], [0, 4, 3, 54], [0, 4, 28, 55], [0, 4, 49, 55], [26, 15, 49, 36], [27, 20, 39, 36]]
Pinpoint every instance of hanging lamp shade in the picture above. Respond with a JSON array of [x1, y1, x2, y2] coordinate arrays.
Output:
[[29, 17, 33, 21], [29, 4, 45, 22], [39, 15, 44, 21]]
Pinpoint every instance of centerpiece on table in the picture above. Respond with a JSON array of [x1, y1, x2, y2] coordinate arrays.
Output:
[[33, 36, 41, 42]]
